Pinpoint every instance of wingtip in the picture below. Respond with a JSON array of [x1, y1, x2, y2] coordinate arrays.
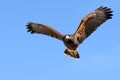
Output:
[[26, 22, 36, 34], [97, 6, 113, 19]]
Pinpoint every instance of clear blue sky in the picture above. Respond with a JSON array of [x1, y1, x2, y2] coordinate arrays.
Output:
[[0, 0, 120, 80]]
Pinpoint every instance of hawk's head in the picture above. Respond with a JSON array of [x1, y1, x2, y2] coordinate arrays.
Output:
[[63, 34, 74, 43]]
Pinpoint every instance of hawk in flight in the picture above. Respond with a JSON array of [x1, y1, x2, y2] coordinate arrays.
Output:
[[26, 6, 113, 60]]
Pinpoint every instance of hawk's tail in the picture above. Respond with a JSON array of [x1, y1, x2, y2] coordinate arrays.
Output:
[[64, 48, 80, 60]]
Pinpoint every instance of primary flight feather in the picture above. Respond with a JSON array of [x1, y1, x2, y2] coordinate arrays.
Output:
[[26, 6, 113, 60]]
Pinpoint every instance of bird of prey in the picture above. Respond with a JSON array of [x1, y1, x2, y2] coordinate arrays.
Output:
[[26, 6, 113, 60]]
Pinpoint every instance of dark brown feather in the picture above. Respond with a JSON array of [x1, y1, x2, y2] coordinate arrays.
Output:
[[26, 22, 64, 41], [74, 6, 113, 43]]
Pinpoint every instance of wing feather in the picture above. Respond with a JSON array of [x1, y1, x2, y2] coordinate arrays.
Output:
[[74, 6, 113, 43], [26, 22, 64, 41]]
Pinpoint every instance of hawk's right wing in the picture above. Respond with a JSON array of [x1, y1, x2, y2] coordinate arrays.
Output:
[[26, 22, 64, 41]]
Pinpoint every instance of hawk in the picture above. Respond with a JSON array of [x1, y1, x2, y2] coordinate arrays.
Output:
[[26, 6, 113, 60]]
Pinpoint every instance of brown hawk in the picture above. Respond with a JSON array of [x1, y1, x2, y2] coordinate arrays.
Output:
[[26, 6, 113, 60]]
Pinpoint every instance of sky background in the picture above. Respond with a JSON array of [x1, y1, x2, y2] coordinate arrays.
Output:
[[0, 0, 120, 80]]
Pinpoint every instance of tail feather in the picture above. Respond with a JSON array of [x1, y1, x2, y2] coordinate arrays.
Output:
[[64, 48, 80, 60]]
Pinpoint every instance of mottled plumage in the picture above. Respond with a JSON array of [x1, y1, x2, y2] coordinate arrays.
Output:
[[26, 6, 113, 60]]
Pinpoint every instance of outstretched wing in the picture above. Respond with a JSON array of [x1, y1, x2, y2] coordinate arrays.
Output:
[[74, 6, 113, 43], [26, 22, 64, 41]]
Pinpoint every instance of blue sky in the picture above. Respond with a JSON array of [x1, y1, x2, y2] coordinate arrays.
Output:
[[0, 0, 120, 80]]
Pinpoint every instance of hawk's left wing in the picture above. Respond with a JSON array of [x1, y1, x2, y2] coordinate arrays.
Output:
[[74, 6, 113, 43], [26, 22, 64, 41]]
